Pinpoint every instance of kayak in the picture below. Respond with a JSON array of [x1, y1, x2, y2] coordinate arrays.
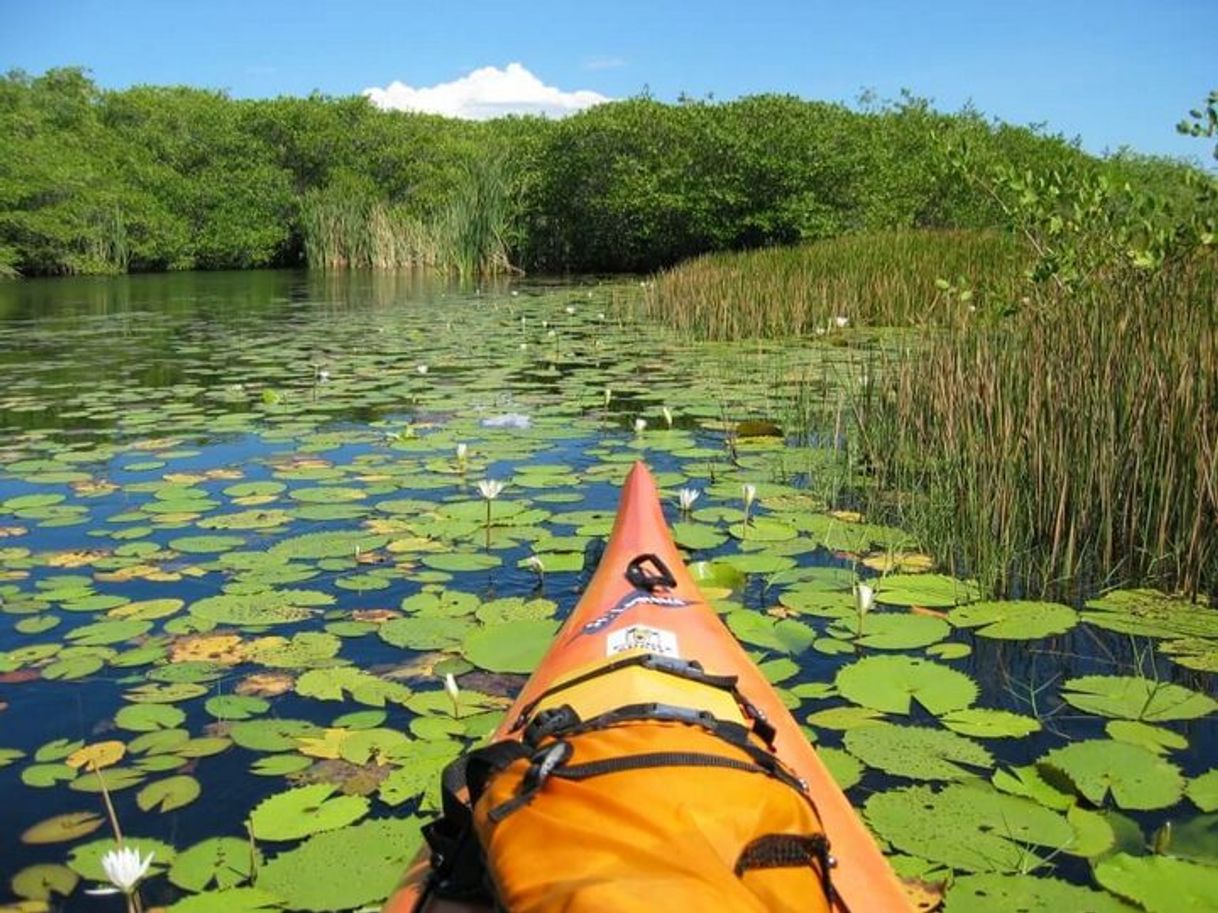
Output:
[[384, 461, 913, 913]]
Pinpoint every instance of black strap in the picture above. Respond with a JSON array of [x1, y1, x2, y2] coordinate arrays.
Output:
[[625, 553, 677, 591], [488, 749, 795, 823], [422, 741, 531, 903], [512, 654, 739, 730], [735, 833, 836, 901], [523, 702, 791, 786]]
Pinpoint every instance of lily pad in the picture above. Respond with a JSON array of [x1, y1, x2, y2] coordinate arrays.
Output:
[[295, 668, 412, 707], [945, 873, 1136, 912], [462, 619, 560, 673], [20, 811, 104, 845], [10, 863, 80, 901], [875, 574, 980, 608], [1094, 853, 1218, 913], [836, 655, 977, 716], [249, 783, 369, 841], [845, 723, 993, 780], [256, 817, 425, 911], [1188, 769, 1218, 812], [864, 782, 1074, 872], [948, 600, 1078, 640], [1039, 739, 1184, 809], [169, 836, 262, 892], [940, 708, 1042, 739], [1060, 675, 1217, 722], [137, 775, 202, 812]]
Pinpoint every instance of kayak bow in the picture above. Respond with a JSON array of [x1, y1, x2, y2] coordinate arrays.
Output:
[[385, 461, 913, 913]]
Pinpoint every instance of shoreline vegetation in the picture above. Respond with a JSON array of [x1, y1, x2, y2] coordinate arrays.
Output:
[[0, 68, 1209, 279], [2, 66, 1214, 602]]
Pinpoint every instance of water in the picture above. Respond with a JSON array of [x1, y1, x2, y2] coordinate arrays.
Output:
[[0, 270, 1214, 910]]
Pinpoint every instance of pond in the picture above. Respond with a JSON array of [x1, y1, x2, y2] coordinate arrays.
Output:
[[0, 270, 1215, 913]]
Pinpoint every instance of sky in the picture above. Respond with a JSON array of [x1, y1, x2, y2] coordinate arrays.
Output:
[[2, 0, 1214, 162]]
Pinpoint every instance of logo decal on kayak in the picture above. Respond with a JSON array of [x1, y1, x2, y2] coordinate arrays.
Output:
[[577, 591, 692, 639], [607, 625, 680, 657]]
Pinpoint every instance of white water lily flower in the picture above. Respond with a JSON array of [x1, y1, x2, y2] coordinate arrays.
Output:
[[456, 443, 468, 462], [742, 484, 757, 509], [547, 329, 556, 337], [604, 387, 612, 407], [416, 364, 429, 375], [511, 290, 519, 297], [445, 673, 460, 703], [662, 406, 674, 428], [856, 582, 875, 616], [634, 417, 647, 434], [565, 306, 576, 315], [835, 315, 849, 328], [597, 312, 606, 320], [101, 846, 154, 893], [317, 369, 330, 383], [678, 488, 701, 511], [525, 555, 545, 573], [478, 479, 505, 500]]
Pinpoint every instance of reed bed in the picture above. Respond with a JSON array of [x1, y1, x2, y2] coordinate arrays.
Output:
[[858, 255, 1218, 599], [640, 230, 1025, 338], [300, 154, 517, 276]]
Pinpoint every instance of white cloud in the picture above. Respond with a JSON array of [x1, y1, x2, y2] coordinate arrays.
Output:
[[363, 63, 610, 120]]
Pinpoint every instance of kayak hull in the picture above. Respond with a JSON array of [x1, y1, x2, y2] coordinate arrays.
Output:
[[385, 462, 912, 913]]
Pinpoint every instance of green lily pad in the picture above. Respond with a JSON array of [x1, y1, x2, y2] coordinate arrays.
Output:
[[10, 863, 80, 901], [269, 531, 388, 559], [249, 784, 369, 841], [1039, 739, 1184, 810], [875, 574, 980, 608], [169, 836, 262, 892], [421, 551, 501, 572], [836, 655, 977, 715], [1160, 637, 1218, 672], [205, 695, 270, 720], [230, 719, 322, 753], [845, 723, 993, 780], [725, 612, 814, 654], [1105, 720, 1189, 754], [671, 522, 728, 550], [830, 612, 950, 650], [1060, 675, 1217, 721], [256, 817, 425, 912], [169, 535, 246, 554], [380, 614, 470, 651], [864, 782, 1074, 872], [165, 887, 283, 913], [1094, 853, 1218, 913], [463, 619, 560, 673], [295, 668, 412, 707], [806, 706, 886, 730], [1082, 589, 1218, 639], [1188, 770, 1218, 812], [948, 600, 1078, 639], [940, 708, 1042, 739], [819, 747, 863, 790], [136, 775, 202, 812], [190, 590, 331, 626], [945, 873, 1136, 912]]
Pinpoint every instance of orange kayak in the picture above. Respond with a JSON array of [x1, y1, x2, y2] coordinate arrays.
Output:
[[384, 461, 913, 913]]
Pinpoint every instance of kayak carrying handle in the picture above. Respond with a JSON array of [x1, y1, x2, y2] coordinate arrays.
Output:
[[625, 553, 677, 592]]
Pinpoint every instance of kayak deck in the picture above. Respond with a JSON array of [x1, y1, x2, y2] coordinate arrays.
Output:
[[385, 462, 912, 913]]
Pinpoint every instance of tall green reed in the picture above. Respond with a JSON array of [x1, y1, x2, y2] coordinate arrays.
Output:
[[857, 255, 1218, 599], [300, 154, 519, 275], [639, 230, 1024, 339]]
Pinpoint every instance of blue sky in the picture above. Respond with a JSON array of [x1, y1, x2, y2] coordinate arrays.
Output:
[[2, 0, 1214, 161]]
